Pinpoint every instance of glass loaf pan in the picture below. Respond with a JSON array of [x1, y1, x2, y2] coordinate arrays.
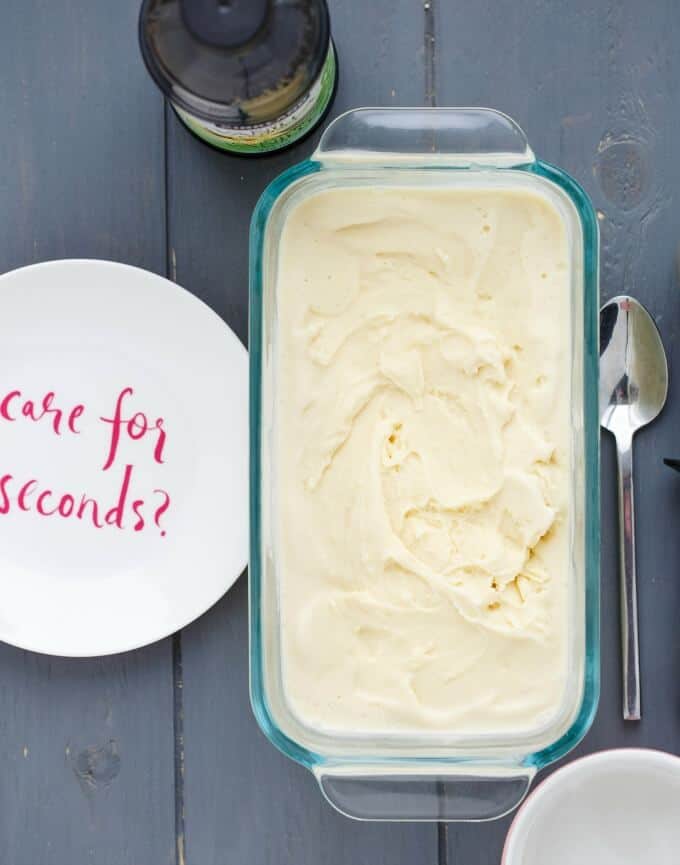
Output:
[[249, 108, 600, 821]]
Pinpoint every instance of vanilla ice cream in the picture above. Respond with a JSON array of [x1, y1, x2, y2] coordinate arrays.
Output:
[[276, 184, 571, 734]]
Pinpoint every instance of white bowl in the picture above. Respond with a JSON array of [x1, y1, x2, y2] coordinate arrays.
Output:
[[502, 749, 680, 865]]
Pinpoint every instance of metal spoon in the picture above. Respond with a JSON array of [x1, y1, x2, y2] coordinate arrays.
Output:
[[600, 296, 668, 721]]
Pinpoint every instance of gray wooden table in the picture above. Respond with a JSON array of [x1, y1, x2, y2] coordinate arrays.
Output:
[[1, 1, 679, 863]]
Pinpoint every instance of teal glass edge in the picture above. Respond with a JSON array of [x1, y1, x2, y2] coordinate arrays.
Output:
[[524, 160, 601, 771], [248, 157, 600, 773], [249, 159, 322, 770]]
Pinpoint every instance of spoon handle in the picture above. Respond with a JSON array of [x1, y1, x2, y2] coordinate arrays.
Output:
[[616, 433, 641, 720]]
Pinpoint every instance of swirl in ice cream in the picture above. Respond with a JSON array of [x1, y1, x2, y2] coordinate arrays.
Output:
[[276, 184, 571, 733]]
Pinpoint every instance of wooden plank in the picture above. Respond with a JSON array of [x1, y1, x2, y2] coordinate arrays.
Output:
[[436, 0, 680, 861], [0, 3, 175, 864], [0, 645, 175, 865], [167, 1, 438, 862]]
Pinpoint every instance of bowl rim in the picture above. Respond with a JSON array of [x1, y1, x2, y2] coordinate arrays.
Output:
[[501, 747, 680, 864]]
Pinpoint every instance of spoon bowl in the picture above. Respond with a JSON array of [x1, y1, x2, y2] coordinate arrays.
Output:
[[600, 297, 668, 438]]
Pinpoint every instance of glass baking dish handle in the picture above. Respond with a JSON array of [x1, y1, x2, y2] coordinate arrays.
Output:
[[314, 763, 536, 822], [314, 107, 535, 168]]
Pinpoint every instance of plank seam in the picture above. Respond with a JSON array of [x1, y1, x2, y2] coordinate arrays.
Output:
[[164, 100, 187, 865], [438, 823, 448, 865], [424, 0, 437, 107], [173, 631, 187, 865], [164, 102, 176, 282]]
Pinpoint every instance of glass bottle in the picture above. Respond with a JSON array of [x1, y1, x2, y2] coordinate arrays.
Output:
[[139, 0, 337, 154]]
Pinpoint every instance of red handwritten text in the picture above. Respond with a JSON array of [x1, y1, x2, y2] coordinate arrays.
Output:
[[0, 385, 172, 537], [0, 464, 170, 534], [100, 387, 166, 471], [0, 389, 85, 434]]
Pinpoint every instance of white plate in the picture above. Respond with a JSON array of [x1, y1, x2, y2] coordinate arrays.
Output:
[[502, 749, 680, 865], [0, 260, 248, 656]]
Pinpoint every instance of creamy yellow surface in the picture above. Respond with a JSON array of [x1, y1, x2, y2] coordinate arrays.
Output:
[[276, 185, 571, 734]]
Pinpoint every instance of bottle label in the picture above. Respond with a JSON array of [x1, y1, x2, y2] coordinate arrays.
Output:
[[175, 44, 337, 154]]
